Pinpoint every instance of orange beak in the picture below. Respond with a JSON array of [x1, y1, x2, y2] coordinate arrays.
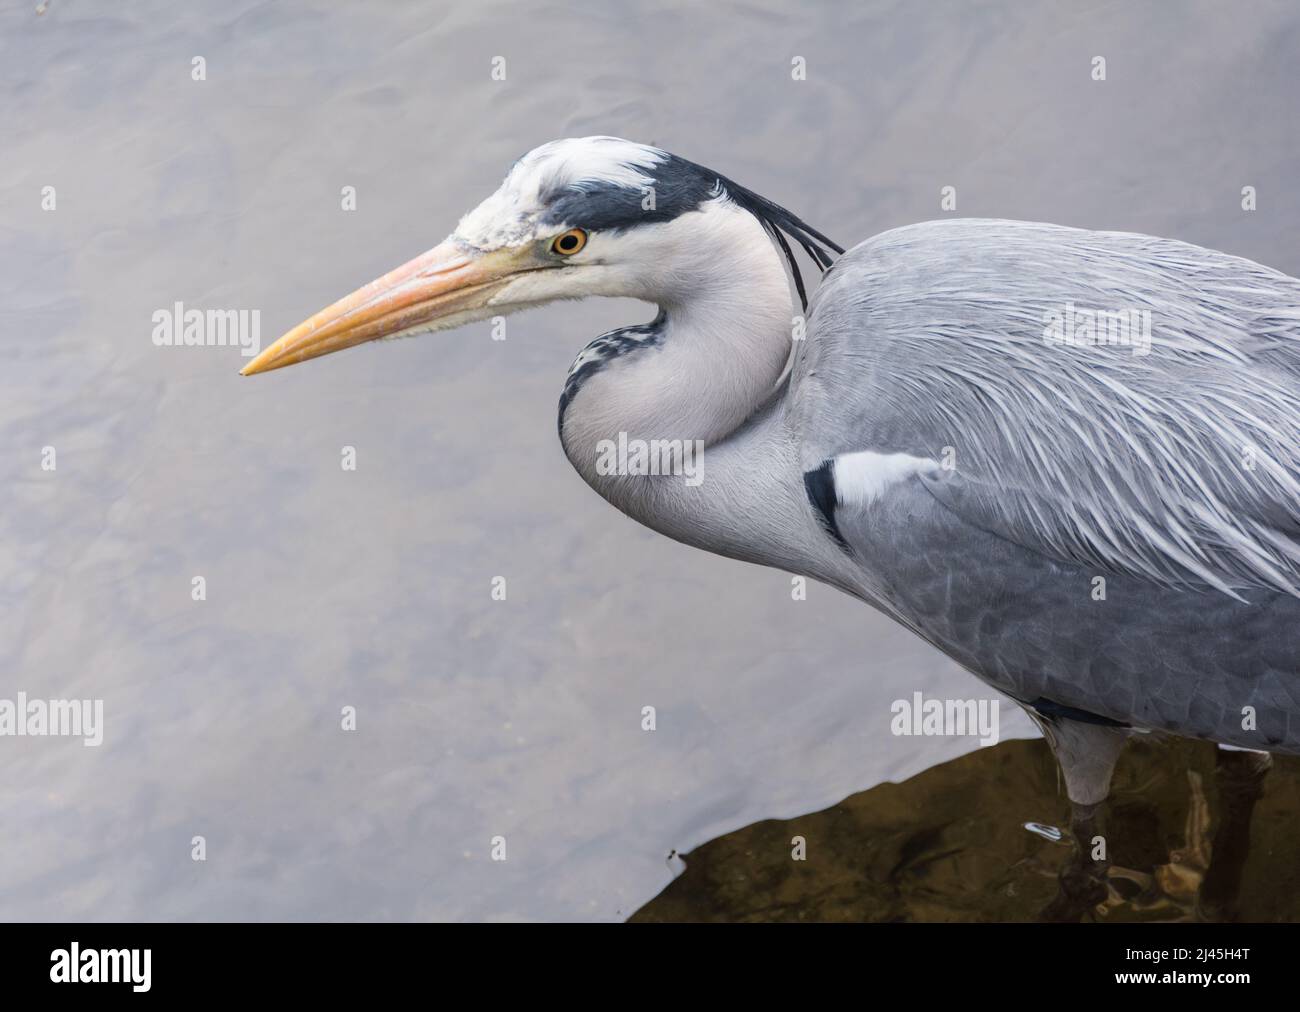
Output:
[[240, 240, 532, 376]]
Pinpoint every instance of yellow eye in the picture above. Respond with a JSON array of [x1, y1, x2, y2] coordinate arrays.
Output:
[[551, 228, 587, 255]]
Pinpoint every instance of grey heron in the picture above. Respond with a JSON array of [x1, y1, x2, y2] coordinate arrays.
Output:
[[242, 136, 1300, 917]]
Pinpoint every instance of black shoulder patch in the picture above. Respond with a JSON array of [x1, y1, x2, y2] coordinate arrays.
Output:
[[803, 460, 849, 551], [1026, 696, 1130, 728]]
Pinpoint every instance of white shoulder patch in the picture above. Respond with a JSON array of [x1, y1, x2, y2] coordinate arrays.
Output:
[[833, 451, 937, 506]]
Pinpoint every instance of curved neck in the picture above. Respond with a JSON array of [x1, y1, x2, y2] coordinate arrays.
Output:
[[557, 204, 825, 569], [560, 203, 794, 463]]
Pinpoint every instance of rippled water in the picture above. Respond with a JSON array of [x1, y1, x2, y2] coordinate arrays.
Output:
[[3, 0, 1297, 920]]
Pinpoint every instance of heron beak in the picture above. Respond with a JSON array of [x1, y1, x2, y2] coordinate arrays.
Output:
[[240, 241, 530, 376]]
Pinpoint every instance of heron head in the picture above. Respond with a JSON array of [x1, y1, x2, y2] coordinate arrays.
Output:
[[240, 136, 837, 375]]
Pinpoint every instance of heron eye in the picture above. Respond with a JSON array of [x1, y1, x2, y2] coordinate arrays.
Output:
[[551, 228, 587, 256]]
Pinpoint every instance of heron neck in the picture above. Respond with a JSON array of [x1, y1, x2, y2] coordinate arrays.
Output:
[[560, 206, 794, 455], [558, 210, 809, 561]]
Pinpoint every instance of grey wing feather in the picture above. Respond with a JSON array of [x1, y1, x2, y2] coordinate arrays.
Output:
[[791, 218, 1300, 598]]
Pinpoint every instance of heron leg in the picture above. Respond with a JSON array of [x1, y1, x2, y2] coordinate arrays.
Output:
[[1040, 799, 1110, 921], [1197, 746, 1272, 921], [1032, 716, 1129, 922]]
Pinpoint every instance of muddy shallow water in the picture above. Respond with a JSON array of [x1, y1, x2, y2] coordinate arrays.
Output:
[[634, 739, 1300, 922]]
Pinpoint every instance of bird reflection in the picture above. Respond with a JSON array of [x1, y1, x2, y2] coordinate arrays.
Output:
[[632, 737, 1293, 923]]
